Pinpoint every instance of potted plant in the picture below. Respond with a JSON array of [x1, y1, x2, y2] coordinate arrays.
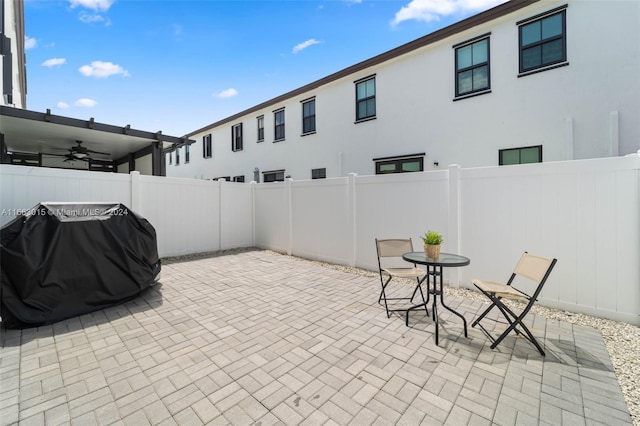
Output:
[[422, 230, 443, 258]]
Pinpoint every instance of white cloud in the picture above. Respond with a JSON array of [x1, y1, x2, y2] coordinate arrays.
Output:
[[68, 0, 115, 12], [292, 39, 322, 54], [25, 36, 37, 50], [42, 58, 66, 67], [57, 102, 70, 109], [216, 88, 238, 99], [392, 0, 506, 25], [78, 11, 110, 25], [78, 61, 130, 78], [75, 98, 97, 107]]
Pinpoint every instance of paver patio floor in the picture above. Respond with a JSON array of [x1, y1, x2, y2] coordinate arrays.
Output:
[[0, 249, 633, 425]]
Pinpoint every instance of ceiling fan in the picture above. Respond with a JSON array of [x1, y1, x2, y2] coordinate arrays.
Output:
[[42, 152, 90, 162], [67, 140, 110, 158], [48, 140, 111, 161]]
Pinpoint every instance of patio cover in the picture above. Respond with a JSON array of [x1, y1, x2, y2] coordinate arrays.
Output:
[[0, 203, 160, 328]]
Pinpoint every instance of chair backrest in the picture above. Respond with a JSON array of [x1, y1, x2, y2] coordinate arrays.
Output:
[[514, 253, 556, 282], [376, 238, 415, 271], [376, 238, 414, 258], [512, 252, 557, 299]]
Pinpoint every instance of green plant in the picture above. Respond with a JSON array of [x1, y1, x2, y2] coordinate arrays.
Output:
[[422, 230, 444, 245]]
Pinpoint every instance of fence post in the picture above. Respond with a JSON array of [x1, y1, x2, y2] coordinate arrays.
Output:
[[286, 178, 293, 256], [348, 173, 358, 267], [251, 180, 257, 248], [130, 171, 141, 213], [217, 179, 223, 251], [448, 164, 461, 287]]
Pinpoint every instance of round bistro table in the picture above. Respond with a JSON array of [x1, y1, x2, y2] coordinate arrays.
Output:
[[402, 252, 470, 345]]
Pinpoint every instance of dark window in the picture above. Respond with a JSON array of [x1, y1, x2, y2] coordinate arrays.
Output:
[[233, 175, 245, 183], [257, 116, 264, 142], [185, 145, 190, 164], [374, 155, 424, 174], [274, 109, 285, 141], [455, 36, 490, 97], [263, 170, 285, 182], [175, 148, 180, 166], [519, 8, 567, 74], [168, 152, 172, 165], [302, 99, 316, 134], [311, 168, 326, 179], [356, 76, 376, 121], [499, 145, 542, 165], [203, 134, 212, 158], [232, 123, 243, 152]]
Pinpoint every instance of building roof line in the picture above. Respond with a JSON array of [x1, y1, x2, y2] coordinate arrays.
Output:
[[186, 0, 539, 138]]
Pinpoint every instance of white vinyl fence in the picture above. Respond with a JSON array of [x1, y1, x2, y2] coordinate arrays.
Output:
[[1, 155, 638, 325]]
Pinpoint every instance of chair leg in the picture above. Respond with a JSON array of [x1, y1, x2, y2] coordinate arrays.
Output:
[[491, 314, 545, 356], [476, 291, 546, 356], [379, 276, 393, 318], [471, 296, 499, 327]]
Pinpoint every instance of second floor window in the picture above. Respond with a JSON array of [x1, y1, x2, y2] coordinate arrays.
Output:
[[203, 134, 212, 158], [355, 76, 376, 121], [302, 98, 316, 134], [185, 145, 190, 163], [257, 116, 264, 142], [175, 148, 180, 166], [232, 123, 243, 151], [274, 109, 285, 141], [455, 36, 490, 97], [519, 8, 567, 74]]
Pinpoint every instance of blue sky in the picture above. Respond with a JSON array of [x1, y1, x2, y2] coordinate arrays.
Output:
[[24, 0, 506, 137]]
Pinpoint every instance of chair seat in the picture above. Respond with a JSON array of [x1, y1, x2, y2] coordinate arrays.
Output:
[[472, 278, 527, 300], [383, 267, 426, 279]]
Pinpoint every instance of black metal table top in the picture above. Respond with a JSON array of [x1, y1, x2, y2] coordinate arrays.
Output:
[[402, 252, 470, 267]]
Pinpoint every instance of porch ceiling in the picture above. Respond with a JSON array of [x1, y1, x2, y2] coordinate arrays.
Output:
[[0, 106, 191, 161]]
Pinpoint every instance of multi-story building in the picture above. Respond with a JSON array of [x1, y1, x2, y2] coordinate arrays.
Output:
[[1, 0, 27, 109], [169, 0, 640, 182]]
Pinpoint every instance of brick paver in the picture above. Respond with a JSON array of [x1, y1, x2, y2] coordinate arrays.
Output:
[[0, 249, 633, 425]]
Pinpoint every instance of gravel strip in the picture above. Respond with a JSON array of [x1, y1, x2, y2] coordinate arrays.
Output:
[[164, 248, 640, 425]]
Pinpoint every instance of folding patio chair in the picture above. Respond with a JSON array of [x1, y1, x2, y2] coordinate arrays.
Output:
[[471, 252, 557, 356], [375, 238, 429, 319]]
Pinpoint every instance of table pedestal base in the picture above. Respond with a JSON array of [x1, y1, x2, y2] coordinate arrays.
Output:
[[406, 265, 468, 345]]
